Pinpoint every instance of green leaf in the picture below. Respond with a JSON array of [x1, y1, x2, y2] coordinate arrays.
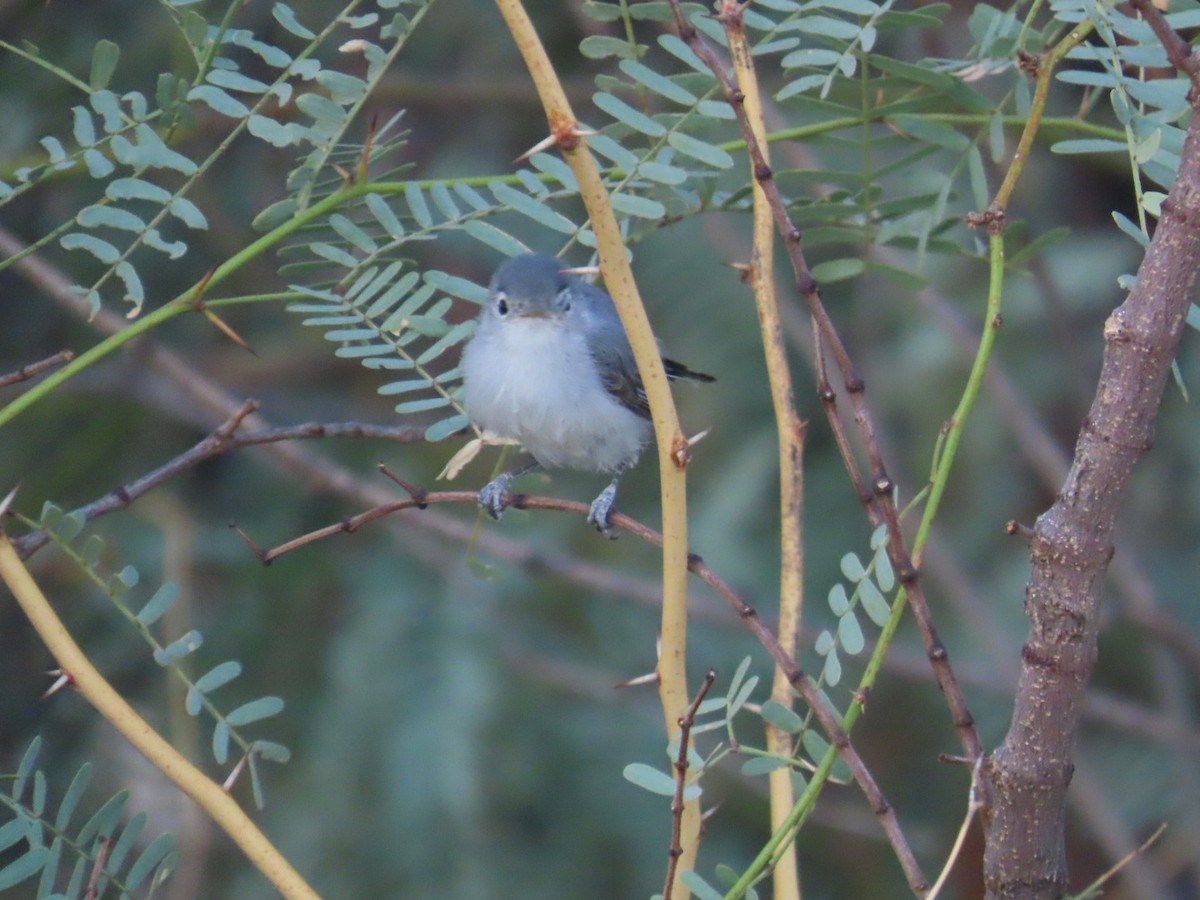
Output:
[[0, 819, 31, 854], [254, 740, 292, 763], [823, 646, 842, 685], [310, 242, 359, 267], [365, 193, 405, 239], [622, 763, 677, 796], [610, 192, 665, 219], [425, 414, 470, 442], [136, 582, 179, 626], [405, 182, 433, 228], [811, 258, 864, 282], [125, 834, 176, 891], [840, 552, 865, 581], [212, 721, 231, 765], [594, 91, 666, 136], [417, 320, 475, 365], [489, 182, 577, 232], [667, 131, 733, 169], [657, 34, 711, 75], [187, 84, 250, 118], [580, 36, 639, 60], [741, 756, 788, 776], [858, 578, 891, 626], [248, 115, 297, 147], [423, 270, 489, 304], [814, 629, 834, 655], [463, 220, 529, 257], [828, 582, 850, 616], [637, 161, 688, 185], [76, 790, 128, 846], [89, 39, 120, 90], [1050, 139, 1129, 155], [196, 661, 243, 696], [106, 177, 170, 204], [890, 115, 969, 150], [429, 182, 460, 220], [838, 610, 865, 654], [53, 762, 92, 833], [873, 542, 895, 590], [760, 700, 804, 733], [72, 107, 96, 149], [35, 837, 61, 898], [226, 696, 284, 726], [77, 205, 145, 232], [0, 847, 49, 890], [109, 811, 146, 873], [253, 198, 298, 231], [680, 870, 725, 900], [619, 60, 697, 104], [84, 149, 114, 178], [60, 232, 120, 264], [394, 396, 451, 414], [728, 673, 759, 717], [273, 2, 316, 38], [329, 214, 378, 254], [169, 197, 208, 230], [152, 630, 203, 666]]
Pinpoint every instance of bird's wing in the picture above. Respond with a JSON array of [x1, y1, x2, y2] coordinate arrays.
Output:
[[574, 279, 714, 418]]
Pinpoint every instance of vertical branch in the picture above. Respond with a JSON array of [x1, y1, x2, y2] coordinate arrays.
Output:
[[664, 0, 982, 765], [984, 8, 1200, 895], [663, 671, 717, 900], [720, 6, 804, 899], [490, 1, 701, 892]]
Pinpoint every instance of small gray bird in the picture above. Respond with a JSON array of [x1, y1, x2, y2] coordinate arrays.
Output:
[[461, 253, 713, 535]]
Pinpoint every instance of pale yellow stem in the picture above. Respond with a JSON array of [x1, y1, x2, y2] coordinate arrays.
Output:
[[724, 6, 804, 898], [0, 534, 319, 900], [491, 1, 700, 893]]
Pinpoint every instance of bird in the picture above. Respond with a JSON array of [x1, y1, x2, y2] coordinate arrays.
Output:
[[460, 253, 713, 536]]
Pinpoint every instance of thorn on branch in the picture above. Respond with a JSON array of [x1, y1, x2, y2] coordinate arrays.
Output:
[[229, 522, 271, 565], [41, 668, 76, 701], [1005, 519, 1034, 539], [378, 463, 428, 507]]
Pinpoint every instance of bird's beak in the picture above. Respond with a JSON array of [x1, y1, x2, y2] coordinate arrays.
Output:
[[515, 308, 554, 319]]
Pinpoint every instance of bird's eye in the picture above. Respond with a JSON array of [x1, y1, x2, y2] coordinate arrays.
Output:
[[495, 294, 509, 316]]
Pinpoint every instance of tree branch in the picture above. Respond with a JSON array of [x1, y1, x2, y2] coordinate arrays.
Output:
[[982, 64, 1200, 900]]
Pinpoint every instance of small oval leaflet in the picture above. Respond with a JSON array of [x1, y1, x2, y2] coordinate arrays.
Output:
[[622, 762, 678, 797], [760, 699, 804, 733], [153, 630, 203, 666], [136, 582, 179, 626], [226, 696, 285, 727]]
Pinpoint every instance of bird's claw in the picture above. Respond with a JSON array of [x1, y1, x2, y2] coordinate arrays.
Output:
[[478, 475, 512, 520], [587, 484, 619, 539]]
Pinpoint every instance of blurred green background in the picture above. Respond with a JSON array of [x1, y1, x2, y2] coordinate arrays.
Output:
[[2, 1, 1199, 897]]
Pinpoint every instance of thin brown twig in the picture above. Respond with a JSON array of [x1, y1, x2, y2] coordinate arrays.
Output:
[[244, 471, 928, 891], [663, 669, 717, 900], [0, 350, 75, 390], [11, 403, 426, 559], [666, 0, 981, 769]]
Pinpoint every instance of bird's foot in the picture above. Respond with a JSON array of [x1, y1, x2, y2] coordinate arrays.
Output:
[[586, 483, 620, 539], [477, 474, 513, 520]]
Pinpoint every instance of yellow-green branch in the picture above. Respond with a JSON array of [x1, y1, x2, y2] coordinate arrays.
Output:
[[0, 533, 319, 900], [490, 0, 700, 894]]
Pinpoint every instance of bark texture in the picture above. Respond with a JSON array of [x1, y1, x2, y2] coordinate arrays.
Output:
[[982, 109, 1200, 898]]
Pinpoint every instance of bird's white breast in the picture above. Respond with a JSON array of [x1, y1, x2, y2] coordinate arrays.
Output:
[[462, 316, 650, 472]]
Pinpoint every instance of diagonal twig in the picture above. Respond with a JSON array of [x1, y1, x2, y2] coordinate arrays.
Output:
[[241, 468, 929, 892]]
